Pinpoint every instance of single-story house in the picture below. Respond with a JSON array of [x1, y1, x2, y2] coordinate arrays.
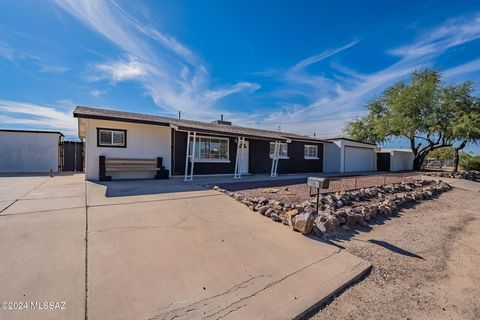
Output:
[[0, 129, 64, 173], [73, 106, 333, 181], [376, 149, 414, 172], [323, 137, 378, 173]]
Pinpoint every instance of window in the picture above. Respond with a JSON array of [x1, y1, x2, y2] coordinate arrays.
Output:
[[97, 128, 126, 147], [304, 145, 318, 159], [191, 136, 229, 161], [269, 142, 288, 158]]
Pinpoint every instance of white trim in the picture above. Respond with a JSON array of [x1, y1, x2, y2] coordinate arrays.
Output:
[[269, 156, 289, 159], [304, 156, 319, 160], [304, 144, 318, 159]]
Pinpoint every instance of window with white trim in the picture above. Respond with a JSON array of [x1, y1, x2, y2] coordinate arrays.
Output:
[[269, 142, 288, 158], [304, 145, 318, 159], [97, 128, 126, 147], [190, 136, 229, 161]]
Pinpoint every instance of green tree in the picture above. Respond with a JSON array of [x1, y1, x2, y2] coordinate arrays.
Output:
[[441, 83, 480, 171], [427, 147, 455, 166], [346, 69, 480, 170]]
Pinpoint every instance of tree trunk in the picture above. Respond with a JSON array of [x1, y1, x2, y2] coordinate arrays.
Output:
[[453, 149, 459, 172], [413, 155, 424, 170], [453, 140, 467, 172]]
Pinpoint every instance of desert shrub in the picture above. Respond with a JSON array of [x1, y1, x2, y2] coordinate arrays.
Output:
[[463, 156, 480, 171]]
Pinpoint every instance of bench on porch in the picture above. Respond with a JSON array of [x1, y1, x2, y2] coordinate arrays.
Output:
[[99, 156, 169, 181]]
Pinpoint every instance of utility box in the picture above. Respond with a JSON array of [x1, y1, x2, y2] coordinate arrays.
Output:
[[307, 177, 330, 189]]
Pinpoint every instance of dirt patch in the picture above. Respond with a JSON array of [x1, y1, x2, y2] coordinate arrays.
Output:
[[306, 189, 480, 320], [218, 174, 422, 206]]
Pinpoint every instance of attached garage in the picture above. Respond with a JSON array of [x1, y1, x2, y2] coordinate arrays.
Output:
[[344, 146, 375, 172], [324, 138, 378, 173]]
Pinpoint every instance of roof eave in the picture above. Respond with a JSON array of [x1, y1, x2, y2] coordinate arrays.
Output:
[[73, 112, 172, 127]]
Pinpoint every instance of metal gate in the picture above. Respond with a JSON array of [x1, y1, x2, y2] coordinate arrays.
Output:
[[61, 141, 84, 172]]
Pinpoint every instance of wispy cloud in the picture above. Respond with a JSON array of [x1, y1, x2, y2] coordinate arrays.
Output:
[[94, 54, 147, 82], [0, 40, 69, 74], [0, 42, 15, 60], [290, 40, 359, 73], [253, 14, 480, 137], [389, 14, 480, 58], [53, 0, 259, 116], [443, 58, 480, 79], [38, 64, 69, 73], [89, 89, 106, 97], [0, 99, 76, 133]]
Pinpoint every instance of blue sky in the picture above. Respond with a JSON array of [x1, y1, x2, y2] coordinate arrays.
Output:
[[0, 1, 480, 153]]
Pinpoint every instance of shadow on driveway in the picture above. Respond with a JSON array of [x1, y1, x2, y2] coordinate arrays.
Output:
[[366, 239, 425, 260]]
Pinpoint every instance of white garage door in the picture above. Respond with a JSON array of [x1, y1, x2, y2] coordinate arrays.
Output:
[[344, 146, 375, 172]]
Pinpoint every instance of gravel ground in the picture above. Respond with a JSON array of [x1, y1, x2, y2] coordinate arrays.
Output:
[[218, 174, 421, 205], [219, 179, 313, 205], [306, 188, 480, 320]]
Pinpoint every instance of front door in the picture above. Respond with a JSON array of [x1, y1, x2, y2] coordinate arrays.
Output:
[[239, 141, 249, 174]]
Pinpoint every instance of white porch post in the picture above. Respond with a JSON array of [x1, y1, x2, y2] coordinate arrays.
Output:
[[234, 136, 245, 179], [184, 131, 196, 181], [270, 140, 280, 177]]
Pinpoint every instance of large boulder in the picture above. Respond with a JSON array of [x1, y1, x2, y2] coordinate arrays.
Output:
[[264, 208, 275, 217], [258, 205, 270, 215], [361, 206, 372, 221], [270, 212, 282, 222], [314, 214, 339, 234], [294, 204, 305, 213], [258, 197, 269, 205], [285, 209, 299, 229], [293, 212, 316, 234], [346, 212, 358, 226]]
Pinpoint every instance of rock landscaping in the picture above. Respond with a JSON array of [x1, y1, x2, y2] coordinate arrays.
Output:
[[423, 170, 480, 181], [212, 179, 452, 236]]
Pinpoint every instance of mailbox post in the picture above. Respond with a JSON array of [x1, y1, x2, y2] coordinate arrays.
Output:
[[307, 177, 330, 214]]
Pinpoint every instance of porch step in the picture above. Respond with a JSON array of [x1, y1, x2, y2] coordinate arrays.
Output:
[[107, 167, 160, 172]]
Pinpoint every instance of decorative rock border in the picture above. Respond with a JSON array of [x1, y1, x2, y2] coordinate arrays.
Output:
[[213, 179, 452, 236], [423, 170, 479, 181]]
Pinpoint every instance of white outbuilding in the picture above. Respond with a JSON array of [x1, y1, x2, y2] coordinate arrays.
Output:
[[376, 148, 414, 172], [0, 129, 64, 173], [323, 138, 378, 173]]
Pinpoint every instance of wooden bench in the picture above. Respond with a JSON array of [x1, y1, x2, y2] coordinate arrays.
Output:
[[99, 156, 169, 181]]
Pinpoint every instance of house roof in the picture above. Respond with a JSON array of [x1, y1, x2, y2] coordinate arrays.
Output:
[[0, 129, 64, 136], [325, 136, 377, 146], [73, 106, 331, 143], [379, 148, 413, 153]]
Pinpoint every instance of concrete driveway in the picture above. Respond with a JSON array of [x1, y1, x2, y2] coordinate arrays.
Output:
[[0, 174, 370, 320]]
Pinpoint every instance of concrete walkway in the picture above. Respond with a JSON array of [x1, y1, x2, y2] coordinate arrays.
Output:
[[0, 174, 370, 320], [421, 175, 480, 192]]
